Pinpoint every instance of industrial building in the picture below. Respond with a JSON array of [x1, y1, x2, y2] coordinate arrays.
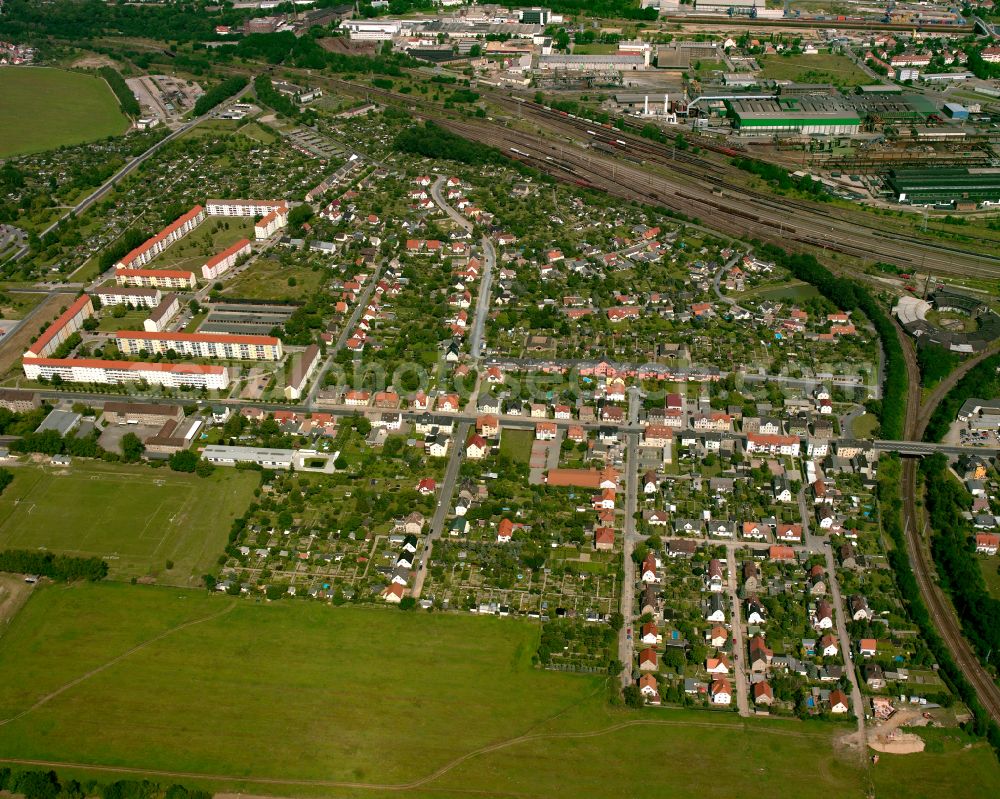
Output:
[[886, 167, 1000, 207], [115, 206, 205, 270], [199, 302, 297, 335], [115, 268, 197, 290], [22, 357, 230, 390], [539, 53, 646, 71], [116, 330, 284, 361], [24, 295, 94, 359], [727, 97, 861, 136]]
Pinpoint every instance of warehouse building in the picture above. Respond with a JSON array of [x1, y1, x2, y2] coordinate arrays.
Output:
[[96, 286, 162, 308], [115, 268, 197, 290], [886, 168, 1000, 208], [727, 98, 860, 136], [539, 53, 646, 71], [24, 295, 94, 358], [23, 358, 230, 390], [115, 206, 205, 270], [201, 444, 295, 469], [116, 330, 284, 361]]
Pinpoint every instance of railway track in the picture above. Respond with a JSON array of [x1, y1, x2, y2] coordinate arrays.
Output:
[[439, 115, 1000, 278], [490, 97, 1000, 278], [897, 330, 1000, 725]]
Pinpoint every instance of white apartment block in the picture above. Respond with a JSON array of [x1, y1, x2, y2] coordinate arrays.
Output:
[[202, 238, 251, 281], [24, 295, 94, 358], [23, 357, 230, 390], [116, 331, 284, 361], [254, 205, 289, 240], [96, 287, 162, 308], [115, 206, 206, 270], [144, 293, 181, 333], [205, 199, 288, 218], [115, 268, 197, 290]]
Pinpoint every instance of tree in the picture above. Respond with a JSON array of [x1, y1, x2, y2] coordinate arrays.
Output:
[[195, 459, 215, 478], [121, 432, 145, 463], [168, 449, 199, 472], [623, 684, 644, 708]]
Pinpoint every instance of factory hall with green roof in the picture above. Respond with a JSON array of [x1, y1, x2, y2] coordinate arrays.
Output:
[[886, 168, 1000, 208]]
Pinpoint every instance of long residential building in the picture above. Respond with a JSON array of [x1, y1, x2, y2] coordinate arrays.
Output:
[[96, 286, 162, 308], [115, 268, 197, 290], [202, 238, 251, 281], [116, 330, 283, 361], [254, 205, 289, 240], [114, 205, 206, 270], [23, 357, 230, 390], [24, 295, 94, 358], [144, 293, 180, 333], [206, 199, 288, 217]]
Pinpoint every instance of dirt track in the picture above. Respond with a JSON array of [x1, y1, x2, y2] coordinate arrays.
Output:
[[0, 292, 76, 377]]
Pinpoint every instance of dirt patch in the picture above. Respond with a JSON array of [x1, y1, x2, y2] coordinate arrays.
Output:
[[0, 574, 35, 633], [0, 292, 76, 378], [866, 707, 928, 755], [318, 37, 377, 56], [71, 54, 119, 69]]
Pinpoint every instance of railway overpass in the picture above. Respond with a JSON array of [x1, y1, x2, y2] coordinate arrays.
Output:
[[873, 439, 999, 457]]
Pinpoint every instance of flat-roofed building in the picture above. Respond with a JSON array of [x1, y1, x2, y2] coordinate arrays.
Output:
[[201, 444, 295, 469], [115, 268, 197, 290], [23, 295, 94, 358], [144, 293, 180, 333], [96, 286, 162, 308], [116, 330, 283, 361], [205, 199, 288, 217], [23, 357, 230, 390]]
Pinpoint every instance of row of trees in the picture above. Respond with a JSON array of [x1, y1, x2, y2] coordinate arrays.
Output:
[[0, 549, 108, 582], [924, 352, 1000, 442], [394, 121, 509, 166], [0, 768, 211, 799], [192, 75, 247, 117], [877, 456, 1000, 755], [922, 453, 1000, 666], [99, 66, 140, 117], [755, 243, 907, 439], [731, 157, 829, 200]]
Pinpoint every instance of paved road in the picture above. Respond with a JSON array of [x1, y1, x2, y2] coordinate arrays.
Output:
[[711, 251, 744, 306], [8, 82, 254, 263], [724, 545, 750, 717], [410, 420, 468, 599], [305, 261, 384, 407], [429, 175, 496, 365], [619, 426, 639, 688], [825, 543, 866, 736]]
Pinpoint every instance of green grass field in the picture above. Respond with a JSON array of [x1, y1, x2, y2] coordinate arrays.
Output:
[[979, 555, 1000, 600], [499, 428, 534, 464], [0, 462, 257, 585], [758, 53, 871, 88], [222, 256, 327, 302], [0, 582, 946, 799], [0, 67, 129, 157], [1, 584, 995, 797], [148, 217, 255, 275]]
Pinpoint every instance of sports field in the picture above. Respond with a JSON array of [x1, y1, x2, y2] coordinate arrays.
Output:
[[0, 67, 130, 157], [2, 584, 994, 798], [0, 462, 257, 584]]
